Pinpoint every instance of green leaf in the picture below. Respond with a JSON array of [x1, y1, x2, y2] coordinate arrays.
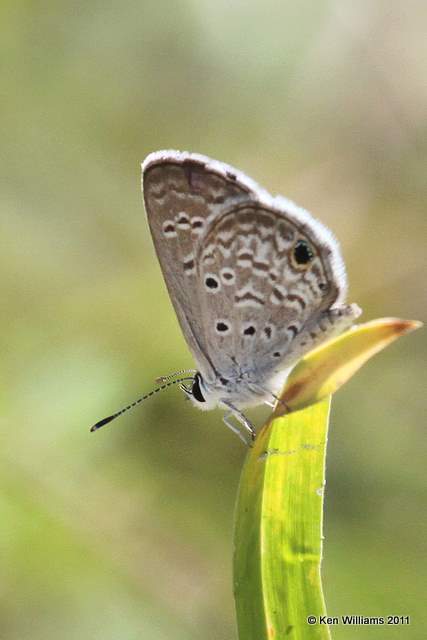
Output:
[[233, 317, 421, 639], [234, 399, 332, 640]]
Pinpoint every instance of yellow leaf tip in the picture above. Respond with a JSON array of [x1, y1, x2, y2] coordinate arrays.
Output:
[[275, 316, 422, 415], [386, 318, 423, 335]]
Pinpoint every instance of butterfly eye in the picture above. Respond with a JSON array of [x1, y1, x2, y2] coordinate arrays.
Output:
[[291, 239, 314, 269], [191, 373, 206, 403]]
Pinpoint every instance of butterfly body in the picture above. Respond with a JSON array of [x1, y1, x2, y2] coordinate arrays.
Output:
[[185, 365, 291, 412], [142, 150, 361, 442]]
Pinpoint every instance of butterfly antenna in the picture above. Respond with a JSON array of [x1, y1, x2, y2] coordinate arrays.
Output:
[[90, 376, 195, 432], [155, 369, 196, 384]]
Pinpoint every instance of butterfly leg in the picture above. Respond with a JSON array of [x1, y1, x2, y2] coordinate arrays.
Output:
[[222, 413, 252, 446], [221, 400, 256, 446], [263, 399, 275, 409], [249, 383, 290, 413]]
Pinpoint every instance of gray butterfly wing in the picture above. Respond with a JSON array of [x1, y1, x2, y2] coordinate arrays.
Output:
[[142, 150, 262, 379], [195, 199, 347, 380]]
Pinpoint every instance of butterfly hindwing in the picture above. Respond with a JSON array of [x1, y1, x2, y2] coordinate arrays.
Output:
[[196, 201, 343, 378]]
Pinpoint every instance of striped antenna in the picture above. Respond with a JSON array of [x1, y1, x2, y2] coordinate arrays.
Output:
[[90, 377, 195, 432], [155, 369, 196, 384]]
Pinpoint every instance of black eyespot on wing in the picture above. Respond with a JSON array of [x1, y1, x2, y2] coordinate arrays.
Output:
[[216, 321, 229, 332], [273, 352, 281, 358], [243, 326, 256, 336], [287, 325, 298, 339], [293, 240, 314, 265], [183, 258, 195, 271], [205, 276, 219, 289]]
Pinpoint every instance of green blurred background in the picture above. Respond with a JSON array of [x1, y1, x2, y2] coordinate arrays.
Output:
[[2, 1, 426, 638]]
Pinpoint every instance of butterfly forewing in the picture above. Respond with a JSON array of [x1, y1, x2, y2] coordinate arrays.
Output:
[[142, 151, 259, 379]]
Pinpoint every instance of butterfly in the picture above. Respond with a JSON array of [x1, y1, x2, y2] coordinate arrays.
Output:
[[91, 151, 361, 444]]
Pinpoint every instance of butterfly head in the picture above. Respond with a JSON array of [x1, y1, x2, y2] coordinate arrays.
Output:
[[180, 372, 219, 411], [180, 372, 205, 401]]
